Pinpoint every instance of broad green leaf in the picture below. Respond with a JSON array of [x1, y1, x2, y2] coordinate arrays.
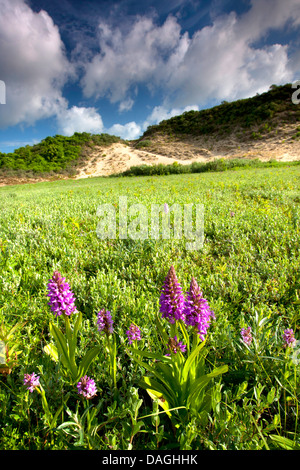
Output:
[[44, 343, 59, 362], [72, 311, 82, 344], [49, 323, 77, 378], [188, 365, 228, 405], [129, 355, 177, 402], [188, 376, 211, 409], [4, 321, 26, 341], [64, 316, 76, 364], [267, 386, 276, 404], [49, 323, 68, 359], [206, 364, 228, 379], [182, 340, 206, 382], [77, 346, 101, 381], [269, 435, 300, 450], [145, 387, 172, 417], [128, 347, 171, 364], [156, 361, 179, 387], [65, 316, 79, 374], [139, 376, 175, 406]]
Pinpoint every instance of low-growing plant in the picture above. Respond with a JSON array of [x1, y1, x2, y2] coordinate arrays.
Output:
[[44, 271, 101, 385], [0, 320, 25, 375], [0, 165, 300, 449], [127, 266, 228, 447]]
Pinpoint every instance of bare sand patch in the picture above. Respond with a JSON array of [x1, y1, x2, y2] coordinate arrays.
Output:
[[76, 124, 300, 179]]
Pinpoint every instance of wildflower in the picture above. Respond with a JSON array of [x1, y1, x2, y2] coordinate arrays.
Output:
[[166, 336, 186, 355], [24, 372, 40, 393], [159, 266, 185, 324], [184, 277, 215, 341], [97, 309, 114, 336], [163, 203, 169, 214], [77, 375, 97, 399], [126, 324, 141, 345], [241, 326, 253, 346], [47, 271, 77, 317], [282, 328, 296, 348]]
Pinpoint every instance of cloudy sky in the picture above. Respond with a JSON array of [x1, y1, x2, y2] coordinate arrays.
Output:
[[0, 0, 300, 152]]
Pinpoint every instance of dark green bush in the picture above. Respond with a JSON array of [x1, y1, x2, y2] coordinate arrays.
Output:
[[0, 133, 121, 175], [114, 157, 300, 178], [142, 83, 297, 139]]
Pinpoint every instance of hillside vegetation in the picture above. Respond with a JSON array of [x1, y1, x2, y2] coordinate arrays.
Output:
[[142, 84, 300, 140], [0, 83, 299, 184], [0, 132, 121, 179]]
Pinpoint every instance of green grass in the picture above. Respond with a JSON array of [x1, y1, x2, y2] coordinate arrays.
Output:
[[115, 156, 300, 177], [0, 165, 299, 449]]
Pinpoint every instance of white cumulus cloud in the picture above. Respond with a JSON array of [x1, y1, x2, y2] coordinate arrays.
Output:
[[56, 106, 104, 136], [0, 0, 73, 128], [108, 121, 142, 140], [142, 104, 199, 132], [81, 15, 189, 105], [80, 0, 300, 111]]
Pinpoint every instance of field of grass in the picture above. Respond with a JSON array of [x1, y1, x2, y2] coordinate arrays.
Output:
[[0, 165, 299, 450]]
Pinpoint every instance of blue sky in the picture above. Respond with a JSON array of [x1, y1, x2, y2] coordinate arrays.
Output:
[[0, 0, 300, 153]]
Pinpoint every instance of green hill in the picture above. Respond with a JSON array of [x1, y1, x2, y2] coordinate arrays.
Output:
[[141, 83, 300, 140], [0, 132, 121, 179], [1, 83, 300, 183]]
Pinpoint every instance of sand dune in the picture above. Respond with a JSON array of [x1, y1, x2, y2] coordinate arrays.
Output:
[[76, 124, 300, 179], [75, 142, 212, 178], [1, 122, 299, 186]]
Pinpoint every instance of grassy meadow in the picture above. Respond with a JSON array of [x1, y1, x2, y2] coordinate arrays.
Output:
[[0, 164, 300, 450]]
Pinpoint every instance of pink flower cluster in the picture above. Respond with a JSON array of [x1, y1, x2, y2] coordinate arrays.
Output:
[[160, 266, 215, 341]]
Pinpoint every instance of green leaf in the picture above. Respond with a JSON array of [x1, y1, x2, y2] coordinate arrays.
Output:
[[188, 365, 228, 409], [139, 376, 175, 406], [204, 364, 228, 380], [182, 340, 206, 382], [64, 316, 73, 349], [156, 361, 179, 387], [269, 435, 300, 449], [132, 421, 144, 436], [4, 321, 26, 341], [267, 386, 276, 404], [128, 347, 171, 364], [44, 343, 59, 362], [129, 355, 177, 402], [73, 311, 82, 344], [50, 393, 71, 429], [49, 323, 69, 367], [155, 314, 169, 344], [64, 316, 78, 373], [146, 390, 172, 416], [77, 346, 101, 381], [178, 321, 190, 353], [49, 322, 77, 378], [188, 376, 211, 409]]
